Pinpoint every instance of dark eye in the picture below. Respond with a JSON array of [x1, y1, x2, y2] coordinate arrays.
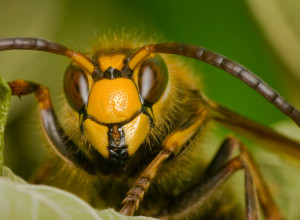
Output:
[[138, 55, 169, 105], [64, 65, 89, 112]]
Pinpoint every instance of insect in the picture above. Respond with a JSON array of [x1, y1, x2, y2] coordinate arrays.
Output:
[[1, 36, 300, 219]]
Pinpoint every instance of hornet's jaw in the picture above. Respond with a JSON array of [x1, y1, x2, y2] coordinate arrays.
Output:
[[83, 114, 150, 164], [107, 125, 128, 164]]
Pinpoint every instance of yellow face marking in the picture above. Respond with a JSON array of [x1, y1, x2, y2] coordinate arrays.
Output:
[[123, 114, 150, 156], [87, 78, 142, 124], [98, 54, 126, 72], [84, 119, 109, 158]]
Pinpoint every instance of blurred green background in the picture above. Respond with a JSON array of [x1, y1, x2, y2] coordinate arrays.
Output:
[[1, 0, 300, 216]]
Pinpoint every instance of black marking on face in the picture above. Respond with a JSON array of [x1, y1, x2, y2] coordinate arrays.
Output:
[[121, 65, 133, 78], [91, 64, 103, 81], [102, 67, 122, 79], [107, 125, 128, 164], [91, 66, 134, 81], [141, 105, 155, 127], [79, 107, 88, 134]]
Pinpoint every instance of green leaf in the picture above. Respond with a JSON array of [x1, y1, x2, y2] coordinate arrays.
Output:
[[0, 177, 156, 220], [2, 166, 27, 184], [0, 76, 11, 175]]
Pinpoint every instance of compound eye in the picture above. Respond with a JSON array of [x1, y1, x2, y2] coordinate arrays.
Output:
[[64, 65, 89, 111], [138, 55, 169, 105]]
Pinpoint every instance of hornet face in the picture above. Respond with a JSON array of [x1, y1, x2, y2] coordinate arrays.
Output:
[[64, 52, 169, 164], [84, 77, 151, 163]]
